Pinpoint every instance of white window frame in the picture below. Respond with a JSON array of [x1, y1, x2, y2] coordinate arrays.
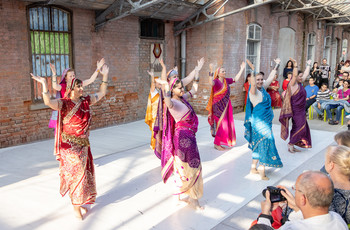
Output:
[[324, 36, 331, 62], [246, 24, 261, 75], [307, 32, 316, 62]]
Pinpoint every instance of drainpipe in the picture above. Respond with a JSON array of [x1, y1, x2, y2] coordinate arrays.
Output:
[[181, 31, 186, 79]]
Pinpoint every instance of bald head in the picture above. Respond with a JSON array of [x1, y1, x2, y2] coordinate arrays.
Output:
[[297, 171, 334, 208]]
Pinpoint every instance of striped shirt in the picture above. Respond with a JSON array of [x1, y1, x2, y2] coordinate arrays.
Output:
[[316, 89, 333, 102]]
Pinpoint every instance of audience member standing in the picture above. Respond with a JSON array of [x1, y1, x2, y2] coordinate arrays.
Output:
[[319, 58, 331, 87]]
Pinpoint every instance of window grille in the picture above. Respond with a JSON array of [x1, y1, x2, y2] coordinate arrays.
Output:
[[307, 33, 316, 62], [28, 5, 72, 101], [246, 24, 262, 74]]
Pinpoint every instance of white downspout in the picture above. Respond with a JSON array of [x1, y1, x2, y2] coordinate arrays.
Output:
[[181, 31, 186, 78]]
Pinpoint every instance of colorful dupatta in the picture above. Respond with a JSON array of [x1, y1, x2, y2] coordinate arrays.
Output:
[[206, 72, 236, 147], [145, 90, 160, 150], [161, 98, 203, 199], [279, 83, 312, 148], [244, 86, 283, 168], [54, 93, 96, 205]]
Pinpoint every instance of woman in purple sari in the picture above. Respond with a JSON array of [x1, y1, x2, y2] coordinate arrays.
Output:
[[156, 63, 203, 210], [206, 62, 245, 151], [279, 58, 312, 153]]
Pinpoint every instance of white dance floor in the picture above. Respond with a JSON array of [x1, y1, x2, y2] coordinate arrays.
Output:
[[0, 115, 336, 230]]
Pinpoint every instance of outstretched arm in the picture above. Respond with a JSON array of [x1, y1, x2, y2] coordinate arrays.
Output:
[[208, 63, 216, 86], [159, 58, 166, 81], [263, 58, 281, 89], [185, 69, 199, 99], [147, 70, 155, 92], [289, 58, 298, 87], [156, 79, 173, 109], [90, 65, 109, 105], [301, 59, 312, 82], [50, 63, 62, 91], [234, 62, 245, 82], [83, 58, 105, 87], [31, 74, 60, 110], [246, 59, 256, 95], [182, 57, 204, 86]]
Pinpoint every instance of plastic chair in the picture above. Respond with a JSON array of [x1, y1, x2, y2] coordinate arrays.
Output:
[[308, 106, 313, 120]]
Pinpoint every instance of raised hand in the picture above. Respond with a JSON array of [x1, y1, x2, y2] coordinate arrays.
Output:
[[274, 58, 281, 65], [100, 65, 109, 75], [49, 63, 56, 76], [31, 73, 46, 85], [260, 190, 272, 215], [147, 70, 154, 77], [196, 57, 205, 71], [174, 66, 178, 73], [246, 59, 255, 71], [240, 61, 245, 70], [97, 58, 105, 70], [306, 59, 312, 66]]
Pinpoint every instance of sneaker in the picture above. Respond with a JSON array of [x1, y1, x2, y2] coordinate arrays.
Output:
[[329, 120, 339, 125], [318, 115, 324, 120]]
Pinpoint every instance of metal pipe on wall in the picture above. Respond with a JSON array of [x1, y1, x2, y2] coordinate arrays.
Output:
[[181, 31, 186, 79]]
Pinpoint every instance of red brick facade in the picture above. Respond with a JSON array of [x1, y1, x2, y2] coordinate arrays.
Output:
[[1, 0, 350, 148]]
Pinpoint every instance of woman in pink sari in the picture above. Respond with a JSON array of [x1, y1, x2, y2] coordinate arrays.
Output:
[[31, 64, 109, 220], [156, 61, 203, 210], [48, 58, 105, 128], [206, 62, 245, 150]]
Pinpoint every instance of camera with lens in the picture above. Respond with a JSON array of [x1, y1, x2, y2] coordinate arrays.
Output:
[[262, 186, 287, 203]]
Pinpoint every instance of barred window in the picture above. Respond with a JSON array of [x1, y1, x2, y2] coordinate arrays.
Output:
[[28, 5, 72, 101], [307, 33, 316, 62]]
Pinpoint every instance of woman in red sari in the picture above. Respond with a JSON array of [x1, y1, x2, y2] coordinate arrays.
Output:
[[31, 64, 109, 220], [206, 62, 245, 151], [243, 73, 251, 105], [267, 73, 282, 108]]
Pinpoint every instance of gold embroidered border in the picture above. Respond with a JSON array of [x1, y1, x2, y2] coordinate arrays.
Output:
[[61, 132, 90, 147]]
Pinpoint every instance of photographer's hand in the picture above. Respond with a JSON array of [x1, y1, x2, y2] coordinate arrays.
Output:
[[261, 190, 272, 215], [277, 185, 300, 212]]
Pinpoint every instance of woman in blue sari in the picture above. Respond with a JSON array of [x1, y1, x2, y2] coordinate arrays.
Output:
[[244, 59, 283, 180]]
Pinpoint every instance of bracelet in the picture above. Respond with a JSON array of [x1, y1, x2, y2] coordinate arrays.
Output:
[[274, 63, 280, 70], [52, 80, 57, 83], [42, 91, 49, 94], [209, 72, 213, 77], [102, 81, 108, 84], [96, 68, 100, 73]]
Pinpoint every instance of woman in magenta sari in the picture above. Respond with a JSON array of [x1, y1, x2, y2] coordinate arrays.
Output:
[[48, 58, 105, 128], [31, 64, 109, 220], [156, 62, 203, 210], [206, 62, 245, 151], [153, 58, 204, 158], [279, 58, 312, 153]]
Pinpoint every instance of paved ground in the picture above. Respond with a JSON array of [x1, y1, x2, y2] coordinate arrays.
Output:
[[0, 108, 345, 230]]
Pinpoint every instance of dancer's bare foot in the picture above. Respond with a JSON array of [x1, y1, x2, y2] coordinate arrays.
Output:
[[293, 147, 301, 152], [214, 145, 225, 151], [189, 198, 204, 210], [74, 205, 83, 220], [250, 168, 259, 174], [178, 195, 190, 204], [258, 167, 269, 180], [81, 206, 88, 215], [288, 144, 295, 153]]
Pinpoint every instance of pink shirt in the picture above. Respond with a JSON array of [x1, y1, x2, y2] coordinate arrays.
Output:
[[337, 88, 350, 102]]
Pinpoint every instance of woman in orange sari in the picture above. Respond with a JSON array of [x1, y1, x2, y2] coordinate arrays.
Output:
[[145, 69, 161, 150], [267, 73, 282, 108], [31, 64, 109, 220], [206, 62, 245, 150]]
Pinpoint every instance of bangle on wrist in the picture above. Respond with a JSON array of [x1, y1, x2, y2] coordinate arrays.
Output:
[[102, 81, 108, 84], [209, 72, 213, 77], [42, 91, 49, 94], [96, 68, 100, 73]]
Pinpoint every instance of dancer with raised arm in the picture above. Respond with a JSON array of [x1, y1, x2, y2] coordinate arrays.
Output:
[[279, 58, 312, 153], [153, 57, 204, 158], [206, 62, 245, 150], [145, 69, 161, 150], [244, 59, 283, 180], [156, 60, 203, 210], [31, 64, 109, 220], [48, 58, 105, 128]]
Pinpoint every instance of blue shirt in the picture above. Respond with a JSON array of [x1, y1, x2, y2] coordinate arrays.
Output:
[[305, 85, 319, 98]]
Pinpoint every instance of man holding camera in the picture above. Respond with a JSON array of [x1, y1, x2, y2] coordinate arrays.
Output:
[[257, 171, 347, 229]]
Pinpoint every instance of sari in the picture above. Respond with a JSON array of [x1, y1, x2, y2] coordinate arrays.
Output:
[[279, 83, 312, 148], [145, 90, 160, 150], [206, 76, 236, 147], [244, 86, 283, 168], [161, 98, 203, 199], [55, 95, 97, 205], [267, 80, 282, 107], [244, 81, 250, 105]]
